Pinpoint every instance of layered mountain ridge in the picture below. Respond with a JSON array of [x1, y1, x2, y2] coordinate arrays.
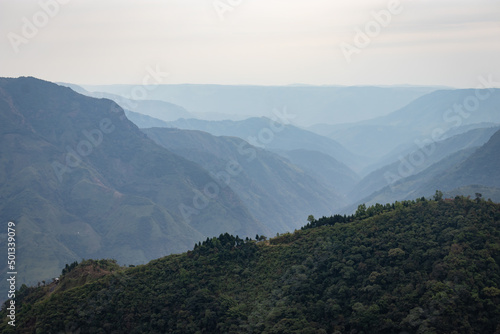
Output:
[[143, 127, 346, 232], [0, 77, 265, 289], [2, 76, 499, 300]]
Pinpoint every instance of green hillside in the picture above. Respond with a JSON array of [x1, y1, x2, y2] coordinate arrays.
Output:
[[3, 197, 500, 333]]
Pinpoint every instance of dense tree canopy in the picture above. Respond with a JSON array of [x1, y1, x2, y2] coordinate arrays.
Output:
[[2, 197, 500, 333]]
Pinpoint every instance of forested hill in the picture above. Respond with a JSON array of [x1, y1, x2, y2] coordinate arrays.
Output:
[[3, 197, 500, 333]]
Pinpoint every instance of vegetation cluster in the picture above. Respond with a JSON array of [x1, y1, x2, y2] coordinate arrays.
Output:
[[2, 196, 500, 333]]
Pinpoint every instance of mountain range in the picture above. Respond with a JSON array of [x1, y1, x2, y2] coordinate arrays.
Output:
[[0, 77, 265, 290], [161, 117, 366, 173], [86, 82, 499, 212], [81, 84, 437, 126], [348, 126, 500, 203], [1, 76, 499, 299], [343, 127, 500, 212], [58, 83, 194, 122], [310, 88, 500, 166], [78, 82, 500, 211], [142, 127, 345, 233]]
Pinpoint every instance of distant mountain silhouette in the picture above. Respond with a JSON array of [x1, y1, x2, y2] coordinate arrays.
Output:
[[437, 128, 500, 189], [349, 126, 500, 202], [164, 117, 366, 172], [58, 82, 193, 122], [143, 127, 347, 232], [124, 109, 170, 128], [82, 84, 436, 126], [276, 148, 359, 194], [342, 128, 500, 212], [312, 89, 500, 165], [0, 77, 266, 290]]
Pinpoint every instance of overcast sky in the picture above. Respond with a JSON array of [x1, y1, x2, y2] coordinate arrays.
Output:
[[1, 0, 499, 87]]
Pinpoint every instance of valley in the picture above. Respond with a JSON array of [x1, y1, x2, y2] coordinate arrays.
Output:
[[0, 76, 498, 333]]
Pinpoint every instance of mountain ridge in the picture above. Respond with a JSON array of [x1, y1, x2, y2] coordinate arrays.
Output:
[[348, 126, 500, 202], [80, 84, 438, 126], [342, 128, 500, 212], [143, 127, 346, 232], [0, 77, 266, 291], [3, 197, 500, 333], [310, 88, 500, 163], [163, 117, 366, 172]]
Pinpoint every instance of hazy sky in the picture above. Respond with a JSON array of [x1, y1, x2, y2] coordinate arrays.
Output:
[[1, 0, 499, 87]]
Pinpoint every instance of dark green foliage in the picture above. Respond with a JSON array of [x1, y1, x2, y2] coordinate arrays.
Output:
[[301, 213, 352, 230], [2, 198, 500, 333], [302, 199, 429, 230], [61, 261, 79, 275], [434, 190, 444, 201]]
